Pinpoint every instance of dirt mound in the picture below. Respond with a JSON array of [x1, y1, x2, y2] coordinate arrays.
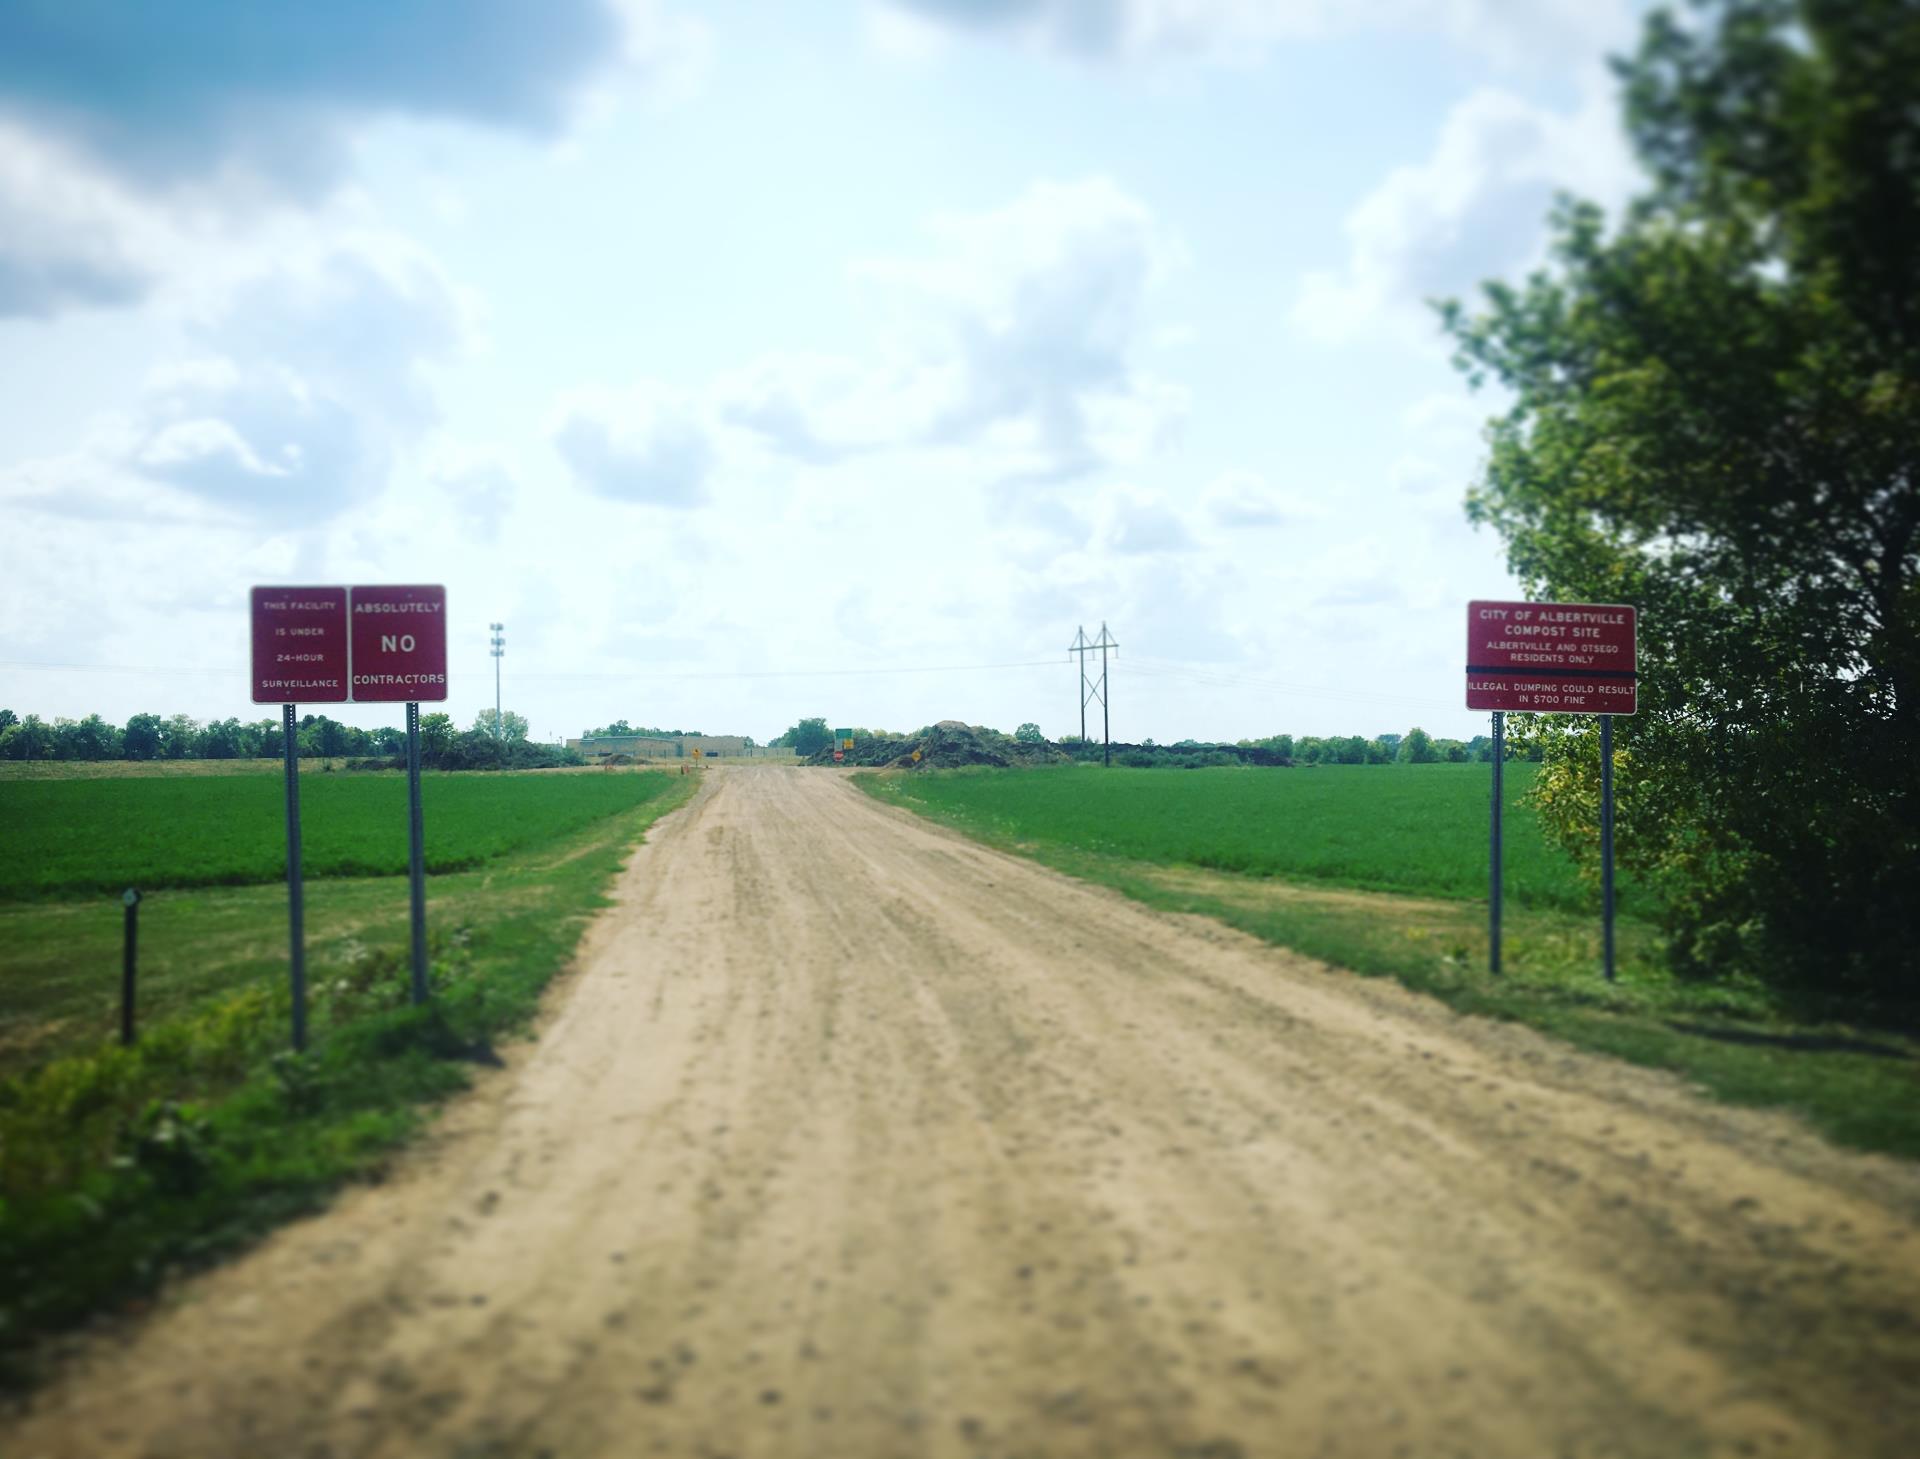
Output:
[[806, 723, 1069, 770]]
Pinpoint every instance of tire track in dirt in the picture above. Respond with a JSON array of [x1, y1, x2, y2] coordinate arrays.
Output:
[[5, 766, 1919, 1458]]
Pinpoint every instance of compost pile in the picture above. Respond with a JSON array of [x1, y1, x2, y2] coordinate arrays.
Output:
[[807, 721, 1069, 770]]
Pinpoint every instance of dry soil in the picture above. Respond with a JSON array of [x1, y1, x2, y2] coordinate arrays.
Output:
[[6, 766, 1920, 1459]]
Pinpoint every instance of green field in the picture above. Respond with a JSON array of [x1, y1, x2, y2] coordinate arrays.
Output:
[[863, 761, 1617, 913], [0, 771, 675, 898], [0, 765, 697, 1373], [861, 763, 1920, 1162]]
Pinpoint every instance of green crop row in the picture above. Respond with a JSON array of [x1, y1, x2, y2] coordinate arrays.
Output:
[[864, 761, 1624, 915], [0, 771, 680, 900]]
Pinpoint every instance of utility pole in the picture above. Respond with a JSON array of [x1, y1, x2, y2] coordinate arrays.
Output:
[[489, 622, 505, 739], [1068, 622, 1119, 766], [1070, 626, 1090, 743]]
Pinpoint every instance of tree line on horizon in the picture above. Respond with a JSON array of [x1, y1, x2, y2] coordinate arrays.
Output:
[[767, 716, 1532, 765], [0, 707, 537, 764]]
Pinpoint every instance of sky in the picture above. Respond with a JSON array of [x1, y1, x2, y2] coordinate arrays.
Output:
[[0, 0, 1654, 746]]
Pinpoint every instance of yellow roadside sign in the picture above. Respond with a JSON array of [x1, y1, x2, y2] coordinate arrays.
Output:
[[911, 749, 922, 762]]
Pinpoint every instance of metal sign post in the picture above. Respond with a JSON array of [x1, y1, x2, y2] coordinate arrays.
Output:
[[251, 587, 349, 1052], [252, 583, 446, 1036], [121, 887, 141, 1046], [1467, 601, 1637, 982], [1601, 713, 1616, 983], [1489, 711, 1504, 977], [406, 701, 428, 1004], [349, 585, 449, 1004], [282, 702, 307, 1051]]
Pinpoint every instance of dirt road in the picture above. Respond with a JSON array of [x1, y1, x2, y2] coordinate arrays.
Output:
[[7, 767, 1920, 1458]]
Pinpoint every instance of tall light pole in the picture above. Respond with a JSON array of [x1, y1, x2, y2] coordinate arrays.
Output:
[[489, 623, 505, 739]]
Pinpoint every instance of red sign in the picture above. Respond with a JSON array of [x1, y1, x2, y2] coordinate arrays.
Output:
[[349, 585, 448, 702], [1466, 600, 1637, 715], [250, 586, 349, 703], [832, 750, 845, 763]]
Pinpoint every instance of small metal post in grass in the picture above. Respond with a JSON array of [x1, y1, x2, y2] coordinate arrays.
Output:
[[121, 887, 141, 1046]]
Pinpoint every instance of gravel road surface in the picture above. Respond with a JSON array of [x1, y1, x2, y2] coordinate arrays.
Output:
[[7, 766, 1919, 1458]]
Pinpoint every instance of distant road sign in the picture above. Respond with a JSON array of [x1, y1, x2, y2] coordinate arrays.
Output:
[[832, 750, 845, 763], [251, 587, 349, 703], [1466, 600, 1636, 714], [349, 585, 448, 702], [836, 728, 854, 750]]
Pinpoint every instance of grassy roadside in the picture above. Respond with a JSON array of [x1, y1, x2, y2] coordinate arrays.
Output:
[[0, 770, 698, 1382], [858, 770, 1920, 1161]]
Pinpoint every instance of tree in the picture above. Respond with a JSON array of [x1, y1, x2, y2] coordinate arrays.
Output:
[[1014, 722, 1045, 744], [1443, 0, 1920, 994], [158, 714, 202, 759], [780, 718, 832, 756], [198, 719, 231, 759], [0, 714, 52, 760], [122, 712, 162, 761], [299, 716, 350, 758], [0, 709, 15, 734], [420, 713, 454, 757], [56, 713, 119, 759], [1398, 727, 1437, 764], [472, 708, 530, 741]]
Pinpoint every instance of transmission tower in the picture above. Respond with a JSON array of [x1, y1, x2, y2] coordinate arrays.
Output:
[[489, 623, 505, 739], [1069, 622, 1119, 766]]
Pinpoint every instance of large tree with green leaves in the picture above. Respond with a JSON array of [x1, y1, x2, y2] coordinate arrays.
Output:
[[778, 718, 832, 756], [1444, 0, 1919, 997], [472, 708, 530, 742]]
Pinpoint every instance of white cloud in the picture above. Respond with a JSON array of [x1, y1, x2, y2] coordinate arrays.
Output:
[[424, 445, 520, 542], [0, 1, 700, 193], [608, 178, 1187, 491], [1203, 468, 1322, 527], [0, 122, 164, 316], [0, 2, 706, 320], [551, 385, 714, 507], [1293, 79, 1639, 346], [2, 234, 470, 525], [847, 177, 1186, 480], [881, 0, 1635, 70], [1106, 491, 1198, 555], [715, 354, 878, 465]]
